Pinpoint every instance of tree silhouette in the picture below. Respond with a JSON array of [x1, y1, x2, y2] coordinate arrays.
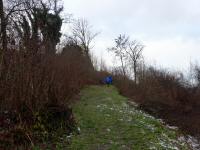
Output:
[[72, 18, 98, 56], [108, 34, 129, 77]]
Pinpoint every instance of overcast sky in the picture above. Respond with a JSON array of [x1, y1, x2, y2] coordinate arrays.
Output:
[[62, 0, 200, 71]]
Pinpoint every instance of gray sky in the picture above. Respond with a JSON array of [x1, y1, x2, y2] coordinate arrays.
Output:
[[62, 0, 200, 71]]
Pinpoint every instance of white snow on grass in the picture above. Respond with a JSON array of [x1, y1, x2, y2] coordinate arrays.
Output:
[[178, 135, 200, 150], [95, 94, 199, 149]]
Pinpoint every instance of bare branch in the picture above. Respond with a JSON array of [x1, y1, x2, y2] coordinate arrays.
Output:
[[6, 1, 25, 19], [72, 18, 99, 55]]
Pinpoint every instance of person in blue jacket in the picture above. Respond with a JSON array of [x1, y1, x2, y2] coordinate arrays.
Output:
[[105, 76, 113, 86]]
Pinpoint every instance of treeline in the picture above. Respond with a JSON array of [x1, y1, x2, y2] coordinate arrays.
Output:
[[0, 0, 99, 149]]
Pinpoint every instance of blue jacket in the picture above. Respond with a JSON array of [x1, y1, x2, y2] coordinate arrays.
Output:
[[105, 76, 113, 84]]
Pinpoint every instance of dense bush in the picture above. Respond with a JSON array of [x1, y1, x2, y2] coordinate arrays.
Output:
[[112, 65, 200, 136], [0, 45, 95, 149]]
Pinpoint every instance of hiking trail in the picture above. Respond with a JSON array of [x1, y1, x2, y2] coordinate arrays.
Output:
[[66, 86, 190, 150]]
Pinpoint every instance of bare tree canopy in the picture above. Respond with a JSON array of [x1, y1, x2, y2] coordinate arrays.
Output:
[[126, 40, 144, 83], [0, 0, 64, 55], [108, 34, 129, 77], [108, 34, 144, 82], [0, 0, 25, 51], [72, 18, 99, 56]]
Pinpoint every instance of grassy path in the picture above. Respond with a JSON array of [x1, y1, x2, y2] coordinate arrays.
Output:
[[67, 86, 189, 150]]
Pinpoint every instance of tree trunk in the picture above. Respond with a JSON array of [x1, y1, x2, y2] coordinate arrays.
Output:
[[0, 0, 7, 51], [133, 61, 137, 84], [120, 56, 126, 79]]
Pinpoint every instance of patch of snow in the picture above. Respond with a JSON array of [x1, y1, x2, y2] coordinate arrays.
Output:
[[129, 110, 134, 114], [157, 119, 165, 124], [122, 102, 128, 108], [158, 138, 179, 150], [154, 118, 200, 150], [105, 114, 111, 117], [149, 146, 157, 150], [128, 101, 138, 107], [67, 135, 72, 138], [178, 135, 200, 150], [145, 124, 156, 131], [109, 140, 113, 144], [127, 117, 132, 122], [139, 111, 155, 119], [110, 107, 114, 110], [178, 136, 185, 142], [166, 125, 178, 130], [106, 128, 111, 132], [121, 145, 126, 148], [77, 127, 81, 133]]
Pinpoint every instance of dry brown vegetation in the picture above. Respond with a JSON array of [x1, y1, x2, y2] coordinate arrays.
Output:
[[106, 34, 200, 138], [112, 64, 200, 138], [0, 45, 96, 149], [0, 0, 100, 148]]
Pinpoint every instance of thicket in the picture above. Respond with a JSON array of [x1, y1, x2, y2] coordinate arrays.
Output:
[[112, 64, 200, 136], [0, 0, 98, 149], [0, 45, 96, 149]]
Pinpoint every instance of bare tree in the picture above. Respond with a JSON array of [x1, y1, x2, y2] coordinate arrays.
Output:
[[90, 52, 99, 70], [108, 34, 129, 78], [108, 34, 144, 82], [126, 40, 144, 83], [10, 0, 64, 54], [0, 0, 7, 51], [0, 0, 25, 51], [72, 18, 98, 57], [193, 65, 200, 87]]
